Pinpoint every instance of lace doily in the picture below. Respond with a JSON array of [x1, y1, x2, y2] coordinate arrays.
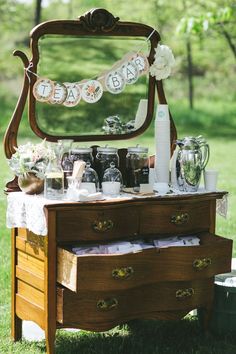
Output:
[[6, 192, 66, 236], [216, 193, 228, 218]]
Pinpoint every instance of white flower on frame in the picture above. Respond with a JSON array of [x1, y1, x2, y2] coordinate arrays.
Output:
[[149, 44, 175, 81]]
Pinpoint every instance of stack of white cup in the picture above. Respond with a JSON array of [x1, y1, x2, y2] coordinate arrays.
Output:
[[153, 104, 170, 194]]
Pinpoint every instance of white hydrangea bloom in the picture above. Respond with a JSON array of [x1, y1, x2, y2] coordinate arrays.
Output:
[[149, 44, 175, 81], [8, 139, 55, 178]]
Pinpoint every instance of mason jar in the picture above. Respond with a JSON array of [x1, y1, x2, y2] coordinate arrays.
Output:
[[70, 147, 94, 166], [126, 145, 149, 191]]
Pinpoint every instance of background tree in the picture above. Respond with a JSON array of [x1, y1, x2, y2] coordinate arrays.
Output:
[[34, 0, 42, 26], [177, 1, 236, 59]]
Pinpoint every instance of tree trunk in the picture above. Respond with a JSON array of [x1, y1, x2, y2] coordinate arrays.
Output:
[[219, 25, 236, 59], [186, 37, 194, 109], [34, 0, 42, 26]]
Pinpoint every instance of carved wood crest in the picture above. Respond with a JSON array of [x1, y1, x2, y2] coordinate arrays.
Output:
[[79, 8, 119, 32]]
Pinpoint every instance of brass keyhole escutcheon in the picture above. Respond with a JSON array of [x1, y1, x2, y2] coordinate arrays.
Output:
[[92, 219, 114, 232], [171, 212, 189, 225], [193, 257, 212, 271], [112, 266, 134, 280], [97, 298, 118, 311], [176, 288, 194, 299]]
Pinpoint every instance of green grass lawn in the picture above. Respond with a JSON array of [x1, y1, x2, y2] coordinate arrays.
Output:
[[0, 98, 235, 353]]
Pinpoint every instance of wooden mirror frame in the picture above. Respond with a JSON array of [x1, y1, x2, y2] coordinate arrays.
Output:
[[4, 8, 177, 193], [4, 8, 176, 157]]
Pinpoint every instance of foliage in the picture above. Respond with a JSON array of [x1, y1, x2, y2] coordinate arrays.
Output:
[[8, 140, 55, 178], [177, 2, 236, 58]]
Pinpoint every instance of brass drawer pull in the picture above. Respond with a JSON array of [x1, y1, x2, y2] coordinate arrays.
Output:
[[92, 219, 114, 232], [112, 266, 134, 280], [97, 298, 118, 311], [171, 212, 189, 225], [176, 287, 194, 299], [193, 257, 212, 271]]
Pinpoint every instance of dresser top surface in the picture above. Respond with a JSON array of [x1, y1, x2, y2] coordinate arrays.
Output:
[[44, 190, 227, 210]]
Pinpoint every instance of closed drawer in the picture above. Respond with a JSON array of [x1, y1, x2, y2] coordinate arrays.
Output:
[[57, 278, 213, 331], [57, 233, 232, 292], [56, 205, 139, 242], [140, 201, 211, 235]]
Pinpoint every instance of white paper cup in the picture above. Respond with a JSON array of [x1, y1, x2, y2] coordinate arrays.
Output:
[[102, 181, 120, 196], [80, 182, 96, 194], [204, 170, 218, 191]]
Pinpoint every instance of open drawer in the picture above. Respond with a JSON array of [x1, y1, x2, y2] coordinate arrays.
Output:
[[57, 233, 232, 293]]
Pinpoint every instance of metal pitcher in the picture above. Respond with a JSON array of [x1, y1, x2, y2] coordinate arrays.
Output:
[[176, 136, 209, 192]]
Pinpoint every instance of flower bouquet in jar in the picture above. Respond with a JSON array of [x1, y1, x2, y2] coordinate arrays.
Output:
[[8, 140, 55, 194]]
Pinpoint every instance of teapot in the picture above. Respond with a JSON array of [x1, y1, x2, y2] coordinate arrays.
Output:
[[175, 136, 209, 192]]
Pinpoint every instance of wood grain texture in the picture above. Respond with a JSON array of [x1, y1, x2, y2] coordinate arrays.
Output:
[[44, 209, 57, 354], [17, 228, 27, 239], [16, 294, 45, 329], [56, 205, 139, 242], [17, 250, 44, 278], [3, 50, 29, 160], [57, 278, 214, 331], [57, 233, 232, 292], [11, 229, 22, 341], [16, 236, 45, 261], [55, 195, 227, 243], [16, 266, 44, 291], [140, 200, 211, 235], [17, 280, 44, 309]]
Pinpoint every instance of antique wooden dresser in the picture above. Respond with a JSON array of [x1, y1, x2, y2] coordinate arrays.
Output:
[[4, 8, 232, 354], [11, 193, 232, 354]]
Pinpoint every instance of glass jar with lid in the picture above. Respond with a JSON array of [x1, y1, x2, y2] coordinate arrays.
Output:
[[70, 147, 94, 166], [80, 162, 99, 194], [126, 144, 149, 191], [95, 145, 119, 187], [102, 162, 123, 197]]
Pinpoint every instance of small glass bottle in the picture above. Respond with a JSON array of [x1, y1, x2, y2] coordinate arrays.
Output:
[[126, 145, 149, 191], [80, 162, 99, 194], [44, 158, 64, 199], [59, 140, 74, 190], [102, 162, 123, 197]]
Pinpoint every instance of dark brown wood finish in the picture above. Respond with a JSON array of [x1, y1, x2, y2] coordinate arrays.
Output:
[[56, 278, 214, 332], [3, 50, 29, 159], [10, 192, 232, 353], [28, 9, 159, 142], [3, 50, 30, 193], [4, 8, 177, 166]]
